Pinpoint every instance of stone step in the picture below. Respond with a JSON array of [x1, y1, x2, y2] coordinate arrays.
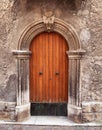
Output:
[[0, 124, 102, 130], [0, 116, 102, 130]]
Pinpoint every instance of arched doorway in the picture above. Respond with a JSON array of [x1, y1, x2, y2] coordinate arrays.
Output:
[[13, 18, 85, 122], [30, 32, 69, 116]]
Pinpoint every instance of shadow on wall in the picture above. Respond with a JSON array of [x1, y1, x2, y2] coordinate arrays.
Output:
[[12, 0, 85, 14], [26, 0, 83, 11]]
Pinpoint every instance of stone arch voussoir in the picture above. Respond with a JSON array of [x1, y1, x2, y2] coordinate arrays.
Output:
[[18, 18, 80, 50]]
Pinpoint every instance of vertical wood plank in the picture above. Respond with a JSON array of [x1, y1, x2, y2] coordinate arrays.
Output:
[[65, 38, 68, 101], [49, 33, 54, 102], [35, 36, 39, 101], [56, 33, 60, 102], [60, 35, 63, 102], [46, 33, 49, 102]]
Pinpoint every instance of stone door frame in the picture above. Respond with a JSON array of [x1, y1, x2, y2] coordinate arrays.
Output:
[[13, 18, 85, 122]]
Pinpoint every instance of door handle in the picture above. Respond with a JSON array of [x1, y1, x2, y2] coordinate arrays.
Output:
[[55, 72, 59, 75], [39, 72, 43, 75]]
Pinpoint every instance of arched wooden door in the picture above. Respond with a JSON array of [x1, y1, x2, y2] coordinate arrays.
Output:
[[30, 32, 69, 115]]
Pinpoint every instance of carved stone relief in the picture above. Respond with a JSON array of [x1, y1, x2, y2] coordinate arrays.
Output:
[[43, 14, 55, 31]]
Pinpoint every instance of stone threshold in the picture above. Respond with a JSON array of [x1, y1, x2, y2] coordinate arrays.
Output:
[[0, 116, 102, 126]]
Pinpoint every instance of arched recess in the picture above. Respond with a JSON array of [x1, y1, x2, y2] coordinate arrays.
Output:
[[13, 18, 85, 122]]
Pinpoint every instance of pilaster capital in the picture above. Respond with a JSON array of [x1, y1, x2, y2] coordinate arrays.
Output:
[[66, 49, 86, 59], [12, 50, 31, 59]]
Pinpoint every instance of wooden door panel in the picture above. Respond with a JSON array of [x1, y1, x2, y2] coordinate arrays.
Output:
[[30, 32, 68, 103]]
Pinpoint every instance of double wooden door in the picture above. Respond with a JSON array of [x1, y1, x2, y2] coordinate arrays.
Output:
[[30, 32, 68, 103]]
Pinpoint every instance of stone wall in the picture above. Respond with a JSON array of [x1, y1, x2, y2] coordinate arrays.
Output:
[[80, 0, 102, 122], [0, 0, 102, 122]]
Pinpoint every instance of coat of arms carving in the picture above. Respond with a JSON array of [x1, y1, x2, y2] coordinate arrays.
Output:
[[42, 11, 55, 32]]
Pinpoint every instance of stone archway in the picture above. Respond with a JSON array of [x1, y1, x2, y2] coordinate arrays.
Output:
[[13, 17, 85, 122]]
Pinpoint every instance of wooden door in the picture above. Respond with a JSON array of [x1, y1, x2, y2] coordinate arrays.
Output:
[[30, 32, 68, 103]]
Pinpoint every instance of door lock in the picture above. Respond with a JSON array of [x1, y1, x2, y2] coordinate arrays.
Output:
[[39, 72, 43, 75], [55, 72, 59, 75]]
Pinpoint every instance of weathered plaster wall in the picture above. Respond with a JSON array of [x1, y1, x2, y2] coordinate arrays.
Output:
[[0, 0, 102, 122], [0, 0, 17, 121], [0, 0, 17, 102], [79, 0, 102, 122], [80, 0, 102, 102]]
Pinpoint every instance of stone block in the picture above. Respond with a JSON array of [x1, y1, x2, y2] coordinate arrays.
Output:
[[0, 102, 16, 111], [68, 104, 82, 123], [95, 113, 102, 122], [91, 103, 102, 113], [82, 102, 91, 113], [82, 102, 102, 113], [16, 103, 30, 122], [0, 102, 16, 121], [82, 102, 102, 122], [0, 111, 16, 121], [82, 113, 94, 122]]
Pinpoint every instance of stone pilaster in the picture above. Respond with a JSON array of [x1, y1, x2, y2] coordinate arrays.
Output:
[[66, 49, 85, 123], [12, 50, 31, 121]]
